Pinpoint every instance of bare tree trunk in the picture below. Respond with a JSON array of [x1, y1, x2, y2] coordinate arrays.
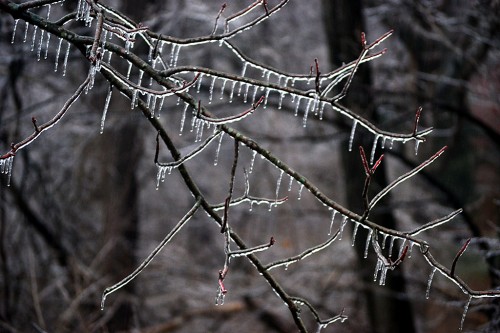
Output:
[[321, 1, 416, 332]]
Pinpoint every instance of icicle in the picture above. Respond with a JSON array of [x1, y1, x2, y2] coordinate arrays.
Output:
[[172, 44, 182, 67], [214, 132, 224, 166], [351, 222, 360, 246], [242, 84, 250, 103], [249, 150, 257, 173], [11, 19, 19, 44], [381, 233, 388, 249], [373, 258, 383, 282], [379, 266, 388, 285], [150, 95, 158, 118], [263, 88, 270, 109], [287, 175, 293, 192], [106, 50, 112, 64], [389, 138, 394, 150], [229, 81, 236, 103], [23, 22, 29, 43], [130, 89, 138, 109], [265, 71, 272, 83], [209, 77, 216, 103], [44, 30, 51, 60], [425, 268, 436, 299], [275, 170, 284, 201], [388, 237, 396, 258], [241, 62, 248, 77], [196, 73, 204, 93], [157, 96, 165, 118], [100, 85, 113, 134], [294, 97, 302, 117], [381, 136, 387, 149], [179, 103, 189, 134], [319, 101, 326, 120], [30, 25, 38, 51], [219, 79, 227, 100], [349, 120, 358, 152], [328, 209, 338, 235], [302, 99, 312, 127], [126, 61, 133, 80], [278, 93, 285, 110], [339, 216, 348, 240], [156, 166, 172, 189], [62, 41, 70, 76], [297, 184, 304, 200], [407, 242, 415, 258], [460, 296, 472, 331], [364, 229, 373, 258], [137, 70, 144, 87], [414, 140, 420, 155], [54, 38, 63, 72], [370, 135, 380, 165], [0, 156, 15, 186], [251, 85, 258, 104]]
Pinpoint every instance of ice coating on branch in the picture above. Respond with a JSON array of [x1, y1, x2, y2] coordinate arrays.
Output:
[[0, 156, 15, 186]]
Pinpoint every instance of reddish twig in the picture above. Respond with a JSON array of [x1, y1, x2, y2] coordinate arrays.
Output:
[[451, 238, 471, 277]]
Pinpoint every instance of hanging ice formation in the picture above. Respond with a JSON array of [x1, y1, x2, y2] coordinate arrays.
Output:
[[0, 156, 15, 187], [100, 85, 113, 134]]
